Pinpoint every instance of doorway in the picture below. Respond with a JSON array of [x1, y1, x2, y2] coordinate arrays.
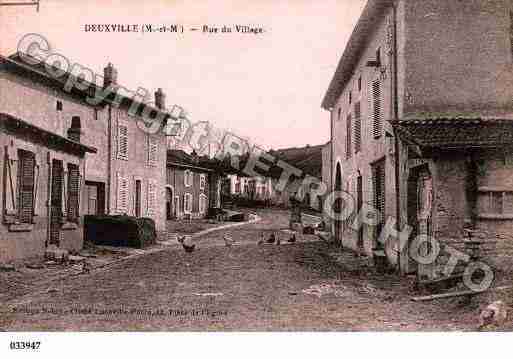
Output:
[[84, 181, 105, 215], [166, 187, 173, 220]]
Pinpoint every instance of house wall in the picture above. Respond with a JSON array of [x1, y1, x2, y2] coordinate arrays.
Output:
[[402, 0, 513, 118], [166, 166, 210, 219], [109, 107, 167, 231], [0, 134, 85, 263], [330, 5, 399, 261]]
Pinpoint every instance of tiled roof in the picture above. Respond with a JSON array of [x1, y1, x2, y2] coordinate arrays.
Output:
[[0, 112, 97, 155], [393, 118, 513, 148], [166, 150, 212, 171]]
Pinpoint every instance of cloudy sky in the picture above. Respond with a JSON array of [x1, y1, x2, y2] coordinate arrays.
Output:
[[0, 0, 366, 150]]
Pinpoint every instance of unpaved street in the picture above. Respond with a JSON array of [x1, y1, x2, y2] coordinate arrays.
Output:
[[0, 210, 497, 331]]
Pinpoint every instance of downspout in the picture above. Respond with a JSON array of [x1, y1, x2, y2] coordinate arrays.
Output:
[[107, 105, 112, 214], [330, 107, 334, 236], [391, 2, 402, 272]]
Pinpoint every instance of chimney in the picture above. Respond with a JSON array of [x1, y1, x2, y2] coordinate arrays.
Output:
[[68, 116, 82, 142], [103, 62, 118, 88], [155, 88, 166, 110]]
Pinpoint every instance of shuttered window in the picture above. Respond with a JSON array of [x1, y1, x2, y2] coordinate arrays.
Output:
[[117, 174, 129, 212], [372, 80, 382, 139], [17, 150, 36, 224], [354, 102, 362, 153], [200, 174, 206, 190], [147, 180, 157, 216], [147, 135, 158, 166], [117, 124, 129, 160], [184, 170, 192, 187], [346, 114, 352, 159], [67, 163, 80, 223], [372, 160, 386, 241]]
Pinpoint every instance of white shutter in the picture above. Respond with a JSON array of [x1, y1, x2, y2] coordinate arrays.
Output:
[[147, 180, 157, 216], [117, 124, 129, 160], [147, 136, 158, 166], [117, 173, 129, 212]]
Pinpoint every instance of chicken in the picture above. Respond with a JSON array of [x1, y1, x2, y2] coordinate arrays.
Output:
[[182, 236, 195, 253], [288, 234, 297, 244], [177, 235, 185, 244], [223, 234, 235, 247], [81, 261, 92, 274], [479, 301, 507, 329], [267, 233, 276, 244], [257, 233, 265, 245]]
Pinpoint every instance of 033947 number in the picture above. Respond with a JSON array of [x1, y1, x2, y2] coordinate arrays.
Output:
[[9, 341, 41, 350]]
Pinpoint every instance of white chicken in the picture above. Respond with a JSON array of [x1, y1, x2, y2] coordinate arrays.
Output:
[[223, 234, 235, 247]]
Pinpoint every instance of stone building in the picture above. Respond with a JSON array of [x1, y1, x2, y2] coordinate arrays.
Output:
[[0, 53, 169, 262], [322, 0, 513, 275]]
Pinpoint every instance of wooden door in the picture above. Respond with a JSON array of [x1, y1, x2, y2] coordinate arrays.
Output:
[[49, 159, 63, 246]]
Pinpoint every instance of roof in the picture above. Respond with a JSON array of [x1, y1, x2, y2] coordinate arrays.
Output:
[[270, 144, 324, 178], [321, 0, 393, 110], [167, 150, 213, 172], [393, 118, 513, 149], [0, 112, 97, 155], [0, 53, 170, 120]]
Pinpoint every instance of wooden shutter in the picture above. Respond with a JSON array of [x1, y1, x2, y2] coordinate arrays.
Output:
[[117, 174, 129, 212], [117, 124, 129, 160], [147, 180, 156, 215], [346, 114, 352, 159], [18, 150, 36, 223], [372, 80, 382, 139], [148, 136, 158, 166], [372, 160, 386, 238], [354, 102, 362, 153], [67, 163, 80, 222]]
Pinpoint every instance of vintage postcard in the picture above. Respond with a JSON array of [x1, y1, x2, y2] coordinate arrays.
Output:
[[0, 0, 513, 356]]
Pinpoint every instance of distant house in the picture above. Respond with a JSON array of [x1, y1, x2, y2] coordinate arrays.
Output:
[[269, 144, 324, 210], [223, 174, 273, 202], [167, 150, 220, 220]]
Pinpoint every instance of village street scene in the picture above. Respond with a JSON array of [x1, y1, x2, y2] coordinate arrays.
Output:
[[2, 0, 513, 335]]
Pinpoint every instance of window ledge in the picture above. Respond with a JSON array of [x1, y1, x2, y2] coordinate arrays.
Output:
[[61, 222, 79, 231], [478, 214, 513, 220], [8, 223, 33, 232]]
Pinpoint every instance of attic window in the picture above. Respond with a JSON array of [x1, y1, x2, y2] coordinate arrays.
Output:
[[56, 100, 63, 111]]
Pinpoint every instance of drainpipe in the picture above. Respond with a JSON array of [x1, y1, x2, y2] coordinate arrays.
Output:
[[391, 3, 402, 273], [330, 108, 334, 237]]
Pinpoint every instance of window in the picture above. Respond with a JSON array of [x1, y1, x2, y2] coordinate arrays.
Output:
[[147, 135, 158, 166], [376, 48, 382, 66], [349, 91, 352, 105], [117, 174, 129, 213], [17, 150, 36, 224], [67, 163, 80, 223], [184, 193, 192, 213], [200, 174, 206, 191], [117, 123, 129, 160], [346, 114, 352, 159], [56, 100, 63, 111], [354, 102, 362, 153], [337, 108, 342, 121], [372, 160, 386, 243], [358, 76, 362, 92], [184, 170, 192, 187], [481, 190, 513, 215], [199, 194, 207, 214], [147, 180, 157, 216], [372, 80, 382, 139]]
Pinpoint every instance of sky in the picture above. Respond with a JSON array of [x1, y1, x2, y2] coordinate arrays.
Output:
[[0, 0, 366, 150]]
